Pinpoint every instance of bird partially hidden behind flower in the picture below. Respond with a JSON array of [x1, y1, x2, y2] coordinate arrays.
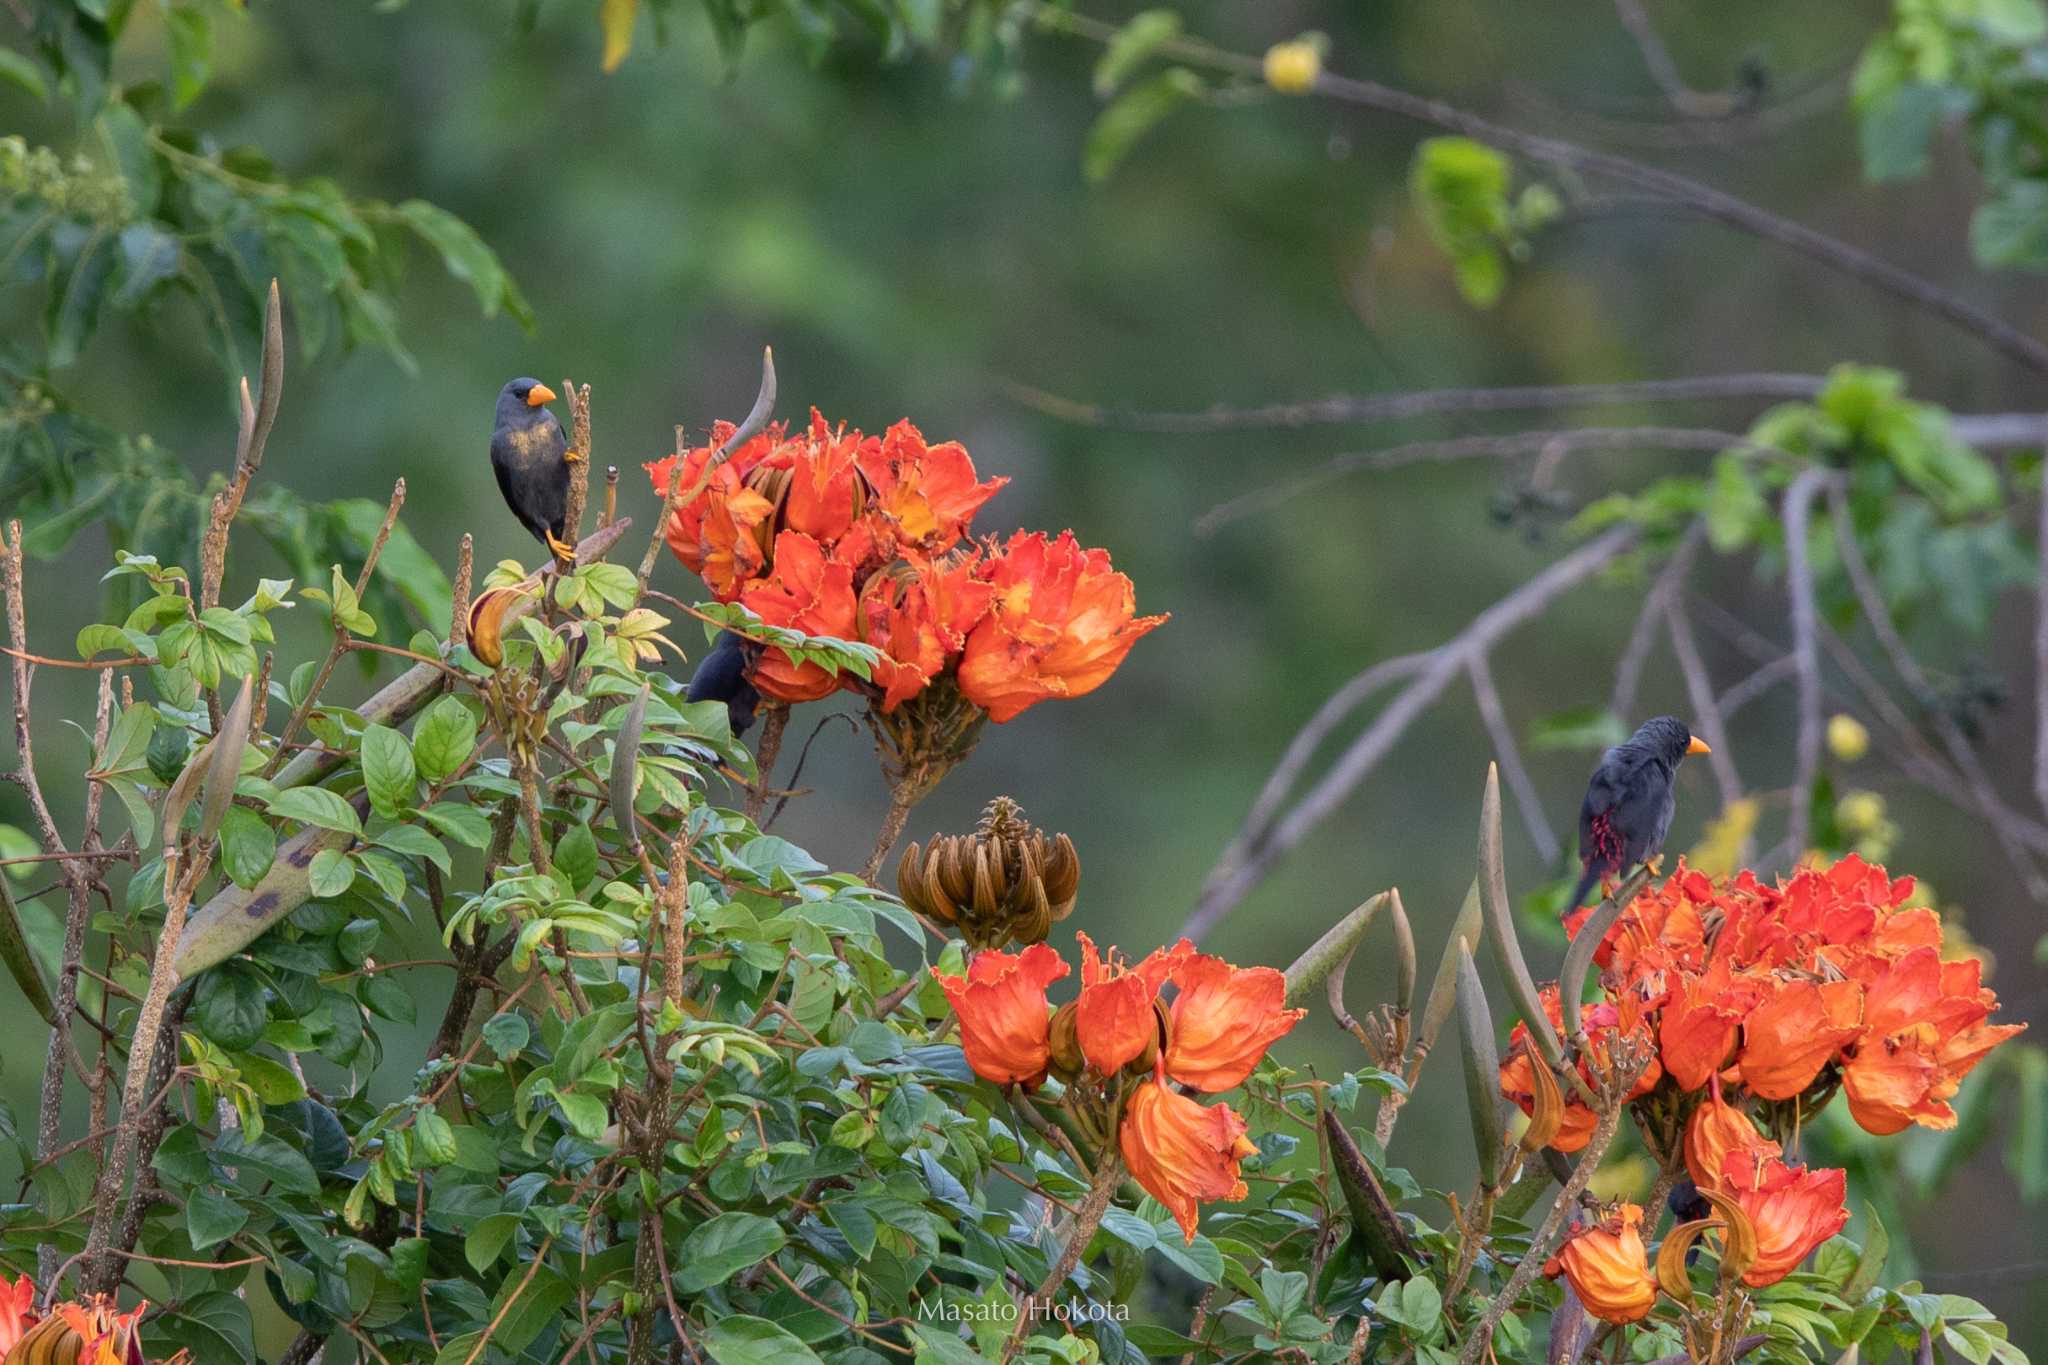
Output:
[[489, 378, 581, 570], [684, 631, 762, 738], [1565, 715, 1711, 913]]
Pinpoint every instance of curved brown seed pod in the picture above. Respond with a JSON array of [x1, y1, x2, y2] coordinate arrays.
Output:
[[971, 842, 1001, 918], [1519, 1049, 1566, 1153], [1699, 1189, 1759, 1285], [1656, 1218, 1723, 1306]]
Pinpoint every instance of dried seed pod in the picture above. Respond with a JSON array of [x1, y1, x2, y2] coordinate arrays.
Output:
[[1519, 1050, 1566, 1153], [1656, 1218, 1723, 1306], [893, 797, 1082, 949]]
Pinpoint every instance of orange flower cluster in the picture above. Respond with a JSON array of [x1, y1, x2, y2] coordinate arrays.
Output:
[[935, 933, 1304, 1241], [1558, 856, 2024, 1134], [1545, 1202, 1659, 1323], [0, 1273, 162, 1364], [647, 413, 1165, 718], [1498, 983, 1661, 1152]]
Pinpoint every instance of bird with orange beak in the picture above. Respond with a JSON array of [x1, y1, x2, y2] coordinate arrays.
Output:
[[490, 377, 581, 568], [1565, 715, 1712, 911]]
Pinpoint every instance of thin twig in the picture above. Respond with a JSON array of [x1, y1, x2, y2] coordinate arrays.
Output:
[[1779, 468, 1832, 863], [1825, 485, 2047, 898], [1468, 654, 1559, 862], [1184, 526, 1639, 942], [1196, 426, 1758, 535], [1611, 0, 1744, 118], [1012, 372, 1826, 435], [1036, 5, 2048, 375], [1664, 596, 1742, 807]]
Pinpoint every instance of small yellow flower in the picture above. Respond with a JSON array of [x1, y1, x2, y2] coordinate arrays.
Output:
[[1263, 39, 1322, 94], [1827, 712, 1869, 762], [1836, 790, 1885, 837]]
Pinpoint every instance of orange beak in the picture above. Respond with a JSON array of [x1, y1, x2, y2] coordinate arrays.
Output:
[[526, 383, 557, 407], [1687, 736, 1712, 756]]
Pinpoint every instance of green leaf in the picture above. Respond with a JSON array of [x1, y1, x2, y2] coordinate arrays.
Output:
[[465, 1211, 520, 1272], [0, 49, 48, 101], [705, 1316, 825, 1365], [308, 847, 355, 898], [420, 801, 492, 849], [554, 821, 598, 891], [360, 975, 416, 1025], [1093, 8, 1181, 95], [361, 723, 417, 819], [1857, 80, 1946, 182], [218, 806, 277, 888], [395, 199, 533, 328], [1411, 136, 1516, 308], [1083, 67, 1203, 184], [412, 696, 478, 783], [482, 1011, 529, 1059], [1971, 181, 2048, 271], [552, 1089, 608, 1140], [267, 787, 362, 835], [231, 1051, 306, 1104], [1841, 1201, 1890, 1301], [482, 1262, 572, 1355], [144, 1290, 254, 1365], [192, 964, 268, 1051], [372, 823, 451, 873], [164, 4, 213, 107], [675, 1212, 788, 1293], [213, 1129, 319, 1195], [185, 1187, 247, 1251]]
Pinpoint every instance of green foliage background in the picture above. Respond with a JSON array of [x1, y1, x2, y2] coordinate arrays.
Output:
[[4, 0, 2048, 1355]]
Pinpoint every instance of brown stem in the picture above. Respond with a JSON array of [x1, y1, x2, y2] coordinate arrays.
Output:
[[561, 380, 594, 554], [1456, 1099, 1628, 1364], [863, 777, 922, 883], [744, 705, 788, 823], [1000, 1153, 1124, 1363]]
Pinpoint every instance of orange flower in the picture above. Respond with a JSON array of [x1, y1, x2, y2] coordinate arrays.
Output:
[[1683, 1079, 1775, 1194], [1720, 1147, 1849, 1287], [1657, 957, 1757, 1091], [1072, 932, 1178, 1077], [782, 410, 875, 551], [1841, 949, 2026, 1134], [1543, 1203, 1658, 1324], [933, 943, 1070, 1086], [1736, 977, 1862, 1100], [738, 531, 860, 702], [956, 531, 1168, 723], [856, 554, 996, 711], [1118, 1080, 1257, 1243], [1498, 986, 1656, 1152], [1162, 947, 1305, 1092], [0, 1272, 34, 1353], [859, 420, 1006, 553], [645, 421, 788, 600]]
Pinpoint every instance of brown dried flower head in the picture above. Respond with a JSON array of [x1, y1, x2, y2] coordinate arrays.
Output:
[[897, 796, 1080, 950]]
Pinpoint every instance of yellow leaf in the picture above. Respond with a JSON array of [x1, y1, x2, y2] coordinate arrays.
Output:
[[598, 0, 638, 72]]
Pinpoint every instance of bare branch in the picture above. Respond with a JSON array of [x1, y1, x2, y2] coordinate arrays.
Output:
[[561, 379, 594, 554], [1826, 485, 2046, 897], [1717, 654, 1795, 718], [1197, 426, 1756, 535], [1468, 654, 1560, 863], [1183, 526, 1639, 942], [1664, 596, 1742, 807], [2037, 483, 2048, 822], [1610, 519, 1703, 723], [1012, 372, 1826, 436], [1779, 469, 1833, 862], [200, 279, 284, 609], [1611, 0, 1742, 118]]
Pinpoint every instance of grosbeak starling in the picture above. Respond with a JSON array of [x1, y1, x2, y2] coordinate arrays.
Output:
[[1564, 715, 1710, 911], [490, 377, 582, 568], [686, 631, 761, 738]]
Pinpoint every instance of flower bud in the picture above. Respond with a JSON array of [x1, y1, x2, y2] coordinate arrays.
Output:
[[1047, 1001, 1084, 1082], [896, 797, 1080, 950], [1827, 713, 1869, 762], [1263, 39, 1322, 94]]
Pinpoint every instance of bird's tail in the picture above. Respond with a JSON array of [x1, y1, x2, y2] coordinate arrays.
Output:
[[1564, 864, 1599, 917]]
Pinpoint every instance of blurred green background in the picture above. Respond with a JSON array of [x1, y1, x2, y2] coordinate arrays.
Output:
[[5, 0, 2046, 1354]]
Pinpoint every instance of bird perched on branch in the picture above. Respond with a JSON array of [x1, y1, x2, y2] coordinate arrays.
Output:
[[489, 377, 581, 569], [686, 631, 761, 738], [1565, 715, 1710, 911]]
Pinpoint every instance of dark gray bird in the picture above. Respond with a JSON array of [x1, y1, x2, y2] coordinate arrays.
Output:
[[489, 378, 579, 568], [686, 631, 760, 738], [1565, 715, 1710, 911]]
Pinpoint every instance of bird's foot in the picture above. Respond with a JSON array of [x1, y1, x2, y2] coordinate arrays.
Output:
[[1645, 855, 1666, 876], [564, 449, 586, 465], [546, 531, 576, 565]]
